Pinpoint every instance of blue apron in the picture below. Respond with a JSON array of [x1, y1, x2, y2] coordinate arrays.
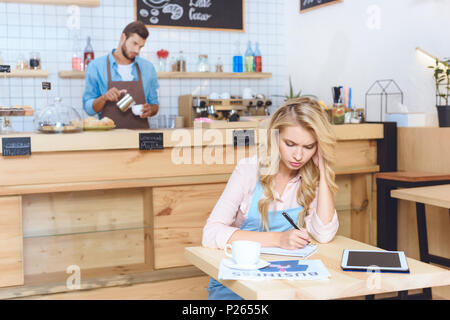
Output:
[[207, 179, 303, 300]]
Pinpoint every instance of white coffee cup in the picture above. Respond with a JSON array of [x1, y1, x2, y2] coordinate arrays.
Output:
[[224, 240, 261, 266], [132, 104, 143, 116]]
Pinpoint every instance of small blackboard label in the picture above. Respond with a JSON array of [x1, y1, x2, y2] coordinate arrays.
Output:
[[42, 82, 51, 90], [139, 132, 164, 150], [0, 65, 11, 73], [2, 137, 31, 157], [233, 130, 255, 147]]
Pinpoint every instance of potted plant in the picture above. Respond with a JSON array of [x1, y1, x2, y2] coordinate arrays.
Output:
[[274, 76, 339, 122], [275, 76, 318, 101], [428, 58, 450, 127]]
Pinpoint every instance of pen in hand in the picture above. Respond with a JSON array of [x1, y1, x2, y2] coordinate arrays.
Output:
[[281, 211, 311, 245]]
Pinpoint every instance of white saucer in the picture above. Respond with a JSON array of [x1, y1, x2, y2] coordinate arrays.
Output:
[[222, 258, 270, 270]]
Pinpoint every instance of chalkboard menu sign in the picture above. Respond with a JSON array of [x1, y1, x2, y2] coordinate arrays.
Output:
[[2, 137, 31, 157], [135, 0, 244, 31], [300, 0, 342, 13], [139, 132, 164, 150]]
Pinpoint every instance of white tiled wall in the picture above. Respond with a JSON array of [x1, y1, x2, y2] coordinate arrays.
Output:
[[0, 0, 286, 132]]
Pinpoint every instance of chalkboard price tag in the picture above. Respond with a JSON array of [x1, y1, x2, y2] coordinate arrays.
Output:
[[0, 65, 11, 73], [233, 130, 255, 147], [2, 137, 31, 157], [42, 82, 51, 90], [139, 132, 164, 150]]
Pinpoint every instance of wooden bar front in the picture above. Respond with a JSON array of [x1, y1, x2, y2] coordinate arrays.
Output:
[[0, 123, 383, 298]]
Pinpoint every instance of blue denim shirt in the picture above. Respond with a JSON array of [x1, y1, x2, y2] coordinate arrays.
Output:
[[82, 49, 159, 116]]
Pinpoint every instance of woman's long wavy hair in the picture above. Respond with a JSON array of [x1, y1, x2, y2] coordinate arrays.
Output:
[[257, 97, 338, 231]]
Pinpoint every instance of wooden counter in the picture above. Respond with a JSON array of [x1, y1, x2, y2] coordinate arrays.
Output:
[[0, 123, 383, 298], [0, 123, 383, 153]]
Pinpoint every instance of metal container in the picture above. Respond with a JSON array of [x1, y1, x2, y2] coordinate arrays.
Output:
[[117, 93, 136, 112]]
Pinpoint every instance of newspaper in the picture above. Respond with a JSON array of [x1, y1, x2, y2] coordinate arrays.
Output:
[[218, 259, 330, 281]]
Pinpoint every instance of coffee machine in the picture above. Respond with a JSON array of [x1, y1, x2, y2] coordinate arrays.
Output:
[[178, 94, 272, 127], [243, 94, 272, 116]]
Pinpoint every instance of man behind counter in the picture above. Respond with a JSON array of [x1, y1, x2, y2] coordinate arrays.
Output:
[[82, 21, 159, 129]]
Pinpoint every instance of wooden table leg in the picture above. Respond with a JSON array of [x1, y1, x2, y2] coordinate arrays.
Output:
[[377, 180, 398, 251], [398, 290, 408, 300], [415, 202, 430, 263]]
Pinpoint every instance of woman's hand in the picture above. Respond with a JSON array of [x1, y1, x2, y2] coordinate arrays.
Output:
[[279, 228, 311, 250], [312, 147, 325, 173]]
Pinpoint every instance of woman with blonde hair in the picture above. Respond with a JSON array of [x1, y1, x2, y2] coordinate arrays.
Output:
[[202, 97, 339, 300]]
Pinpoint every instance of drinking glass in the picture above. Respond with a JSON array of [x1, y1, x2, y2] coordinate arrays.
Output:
[[149, 116, 159, 129], [167, 115, 176, 129], [158, 114, 167, 128]]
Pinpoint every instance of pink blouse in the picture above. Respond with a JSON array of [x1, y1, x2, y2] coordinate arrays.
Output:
[[202, 156, 339, 249]]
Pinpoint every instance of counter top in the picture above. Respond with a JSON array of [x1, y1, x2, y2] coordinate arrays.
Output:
[[0, 123, 383, 154]]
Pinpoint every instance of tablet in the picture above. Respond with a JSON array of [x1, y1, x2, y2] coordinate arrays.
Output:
[[341, 249, 410, 273]]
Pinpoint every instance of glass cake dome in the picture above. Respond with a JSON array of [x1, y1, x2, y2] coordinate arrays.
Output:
[[35, 97, 82, 133]]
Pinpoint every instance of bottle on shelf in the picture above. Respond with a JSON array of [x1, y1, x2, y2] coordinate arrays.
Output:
[[83, 36, 94, 71], [233, 41, 243, 73], [177, 50, 186, 72], [215, 57, 223, 72], [170, 57, 177, 72], [254, 42, 262, 73], [244, 40, 254, 72], [72, 35, 82, 71]]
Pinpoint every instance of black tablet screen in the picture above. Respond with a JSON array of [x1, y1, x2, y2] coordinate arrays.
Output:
[[347, 251, 401, 268]]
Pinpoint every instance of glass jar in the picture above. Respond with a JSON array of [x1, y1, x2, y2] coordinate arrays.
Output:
[[29, 52, 41, 70], [176, 51, 186, 72], [71, 35, 83, 71], [156, 49, 169, 72], [170, 57, 177, 72], [16, 54, 28, 70], [35, 97, 83, 133], [72, 52, 83, 71], [215, 57, 223, 72], [197, 54, 210, 72]]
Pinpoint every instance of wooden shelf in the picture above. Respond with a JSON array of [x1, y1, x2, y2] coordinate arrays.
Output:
[[3, 0, 100, 6], [4, 69, 49, 78], [58, 70, 86, 79], [58, 71, 272, 80]]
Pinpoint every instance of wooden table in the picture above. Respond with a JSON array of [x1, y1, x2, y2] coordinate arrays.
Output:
[[391, 184, 450, 268], [185, 236, 450, 300], [375, 172, 450, 252], [391, 184, 450, 209]]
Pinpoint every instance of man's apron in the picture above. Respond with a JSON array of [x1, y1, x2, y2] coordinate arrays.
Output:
[[101, 56, 149, 129]]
